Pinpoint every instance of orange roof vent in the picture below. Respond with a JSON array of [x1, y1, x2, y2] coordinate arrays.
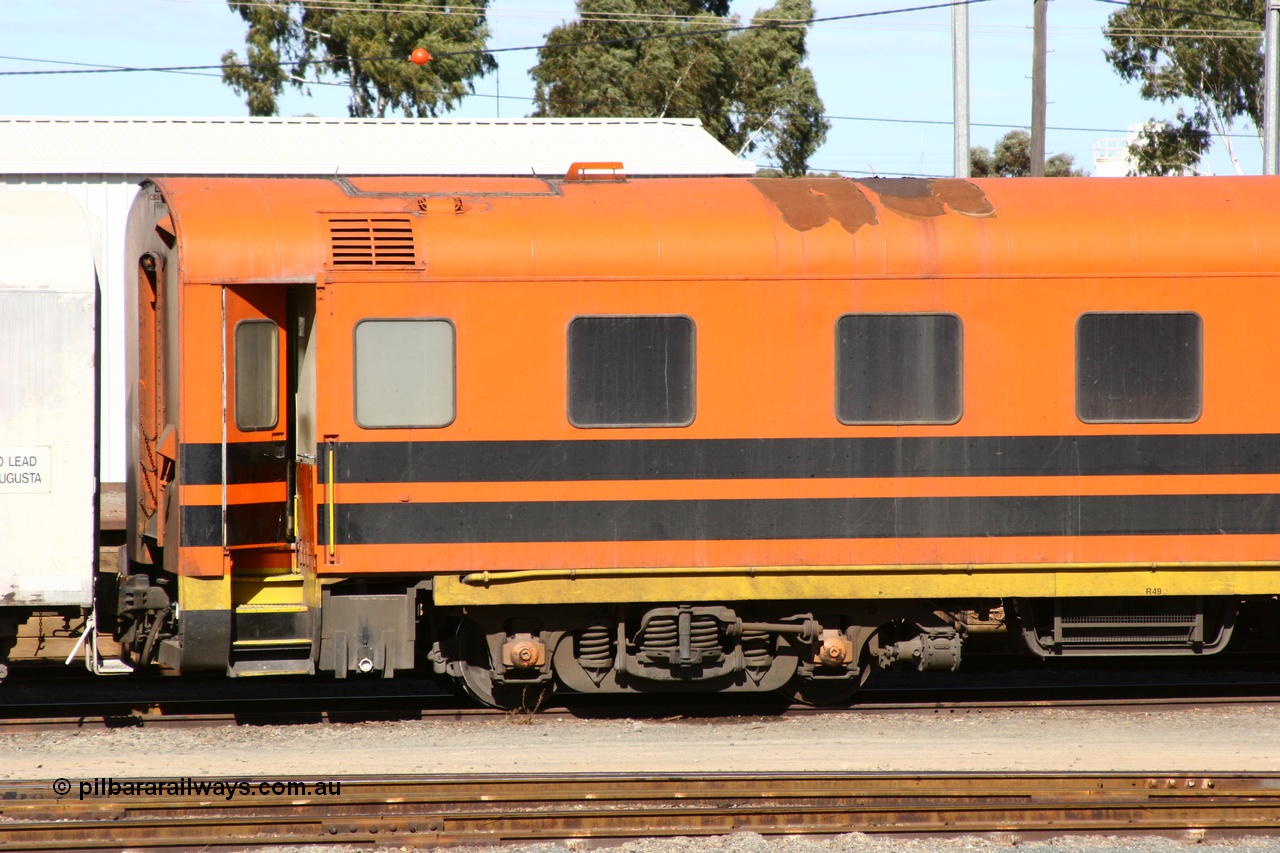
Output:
[[564, 162, 626, 182]]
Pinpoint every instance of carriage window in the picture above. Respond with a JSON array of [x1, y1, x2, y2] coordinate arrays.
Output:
[[354, 319, 455, 428], [837, 313, 962, 425], [1076, 312, 1201, 423], [569, 316, 695, 427], [234, 320, 278, 431]]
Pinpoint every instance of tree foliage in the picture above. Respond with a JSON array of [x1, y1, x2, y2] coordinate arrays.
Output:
[[221, 0, 495, 118], [1126, 112, 1213, 176], [529, 0, 828, 175], [969, 130, 1086, 177], [1103, 0, 1262, 174]]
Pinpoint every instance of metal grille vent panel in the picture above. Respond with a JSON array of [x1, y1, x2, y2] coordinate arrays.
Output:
[[327, 217, 417, 268]]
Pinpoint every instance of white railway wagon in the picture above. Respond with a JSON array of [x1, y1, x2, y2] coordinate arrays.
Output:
[[0, 191, 99, 653]]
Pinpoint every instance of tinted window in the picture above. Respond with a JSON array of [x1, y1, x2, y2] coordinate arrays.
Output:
[[354, 319, 455, 428], [1076, 312, 1201, 423], [234, 320, 278, 431], [837, 314, 962, 425], [569, 316, 695, 427]]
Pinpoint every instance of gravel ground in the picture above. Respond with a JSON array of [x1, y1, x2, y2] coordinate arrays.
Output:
[[8, 706, 1280, 852], [259, 831, 1280, 853], [3, 704, 1279, 779]]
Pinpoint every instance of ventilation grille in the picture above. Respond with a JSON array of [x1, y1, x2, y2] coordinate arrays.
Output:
[[327, 217, 417, 268]]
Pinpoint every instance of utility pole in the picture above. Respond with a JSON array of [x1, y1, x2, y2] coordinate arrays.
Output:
[[1266, 0, 1279, 174], [953, 0, 970, 177], [1030, 0, 1047, 177]]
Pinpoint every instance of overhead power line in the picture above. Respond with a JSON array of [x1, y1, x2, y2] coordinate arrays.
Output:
[[0, 0, 990, 77], [824, 113, 1261, 139], [0, 48, 1261, 140]]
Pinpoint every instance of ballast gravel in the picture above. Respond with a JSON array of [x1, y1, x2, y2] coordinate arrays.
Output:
[[261, 833, 1280, 853], [7, 706, 1280, 851], [3, 704, 1280, 778], [261, 835, 1280, 853]]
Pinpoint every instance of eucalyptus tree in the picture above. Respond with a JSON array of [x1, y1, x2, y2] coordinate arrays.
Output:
[[1104, 0, 1262, 174], [221, 0, 495, 117], [529, 0, 828, 175], [970, 130, 1086, 177]]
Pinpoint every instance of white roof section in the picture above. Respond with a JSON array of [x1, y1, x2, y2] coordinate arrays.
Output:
[[0, 116, 755, 177]]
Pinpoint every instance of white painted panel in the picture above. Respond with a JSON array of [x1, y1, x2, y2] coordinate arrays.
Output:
[[0, 191, 96, 605], [0, 291, 95, 606], [1, 178, 138, 484]]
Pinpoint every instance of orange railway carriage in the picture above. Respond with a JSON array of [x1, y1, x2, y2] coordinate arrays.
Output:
[[121, 172, 1280, 705]]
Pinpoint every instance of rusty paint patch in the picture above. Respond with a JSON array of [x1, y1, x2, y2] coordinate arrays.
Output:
[[931, 179, 996, 218], [860, 178, 944, 218], [750, 178, 877, 234], [858, 178, 995, 220]]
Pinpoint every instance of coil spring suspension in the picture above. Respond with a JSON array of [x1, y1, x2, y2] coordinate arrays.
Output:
[[740, 629, 773, 684], [638, 615, 721, 652], [575, 625, 614, 685], [576, 625, 613, 666], [690, 618, 720, 651], [637, 611, 725, 666], [741, 629, 772, 667], [638, 616, 678, 650]]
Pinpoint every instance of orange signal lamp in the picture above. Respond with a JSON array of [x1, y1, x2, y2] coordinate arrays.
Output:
[[410, 48, 432, 65]]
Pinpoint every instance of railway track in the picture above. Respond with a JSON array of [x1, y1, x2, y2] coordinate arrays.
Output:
[[1, 674, 1279, 731], [1, 772, 1279, 850], [3, 649, 1278, 731], [3, 692, 1280, 734]]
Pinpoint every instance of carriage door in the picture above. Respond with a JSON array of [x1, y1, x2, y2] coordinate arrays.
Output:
[[224, 286, 291, 550], [224, 284, 314, 674]]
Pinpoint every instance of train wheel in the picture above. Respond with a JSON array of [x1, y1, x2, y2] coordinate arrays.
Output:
[[454, 621, 554, 712]]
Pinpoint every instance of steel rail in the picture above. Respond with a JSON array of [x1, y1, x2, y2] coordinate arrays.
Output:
[[3, 691, 1280, 733], [2, 772, 1280, 850]]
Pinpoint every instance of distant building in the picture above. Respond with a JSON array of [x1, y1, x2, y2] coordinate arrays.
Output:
[[1092, 123, 1211, 178], [1092, 136, 1133, 178]]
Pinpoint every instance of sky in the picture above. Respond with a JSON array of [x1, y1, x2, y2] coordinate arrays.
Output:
[[0, 0, 1264, 177]]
